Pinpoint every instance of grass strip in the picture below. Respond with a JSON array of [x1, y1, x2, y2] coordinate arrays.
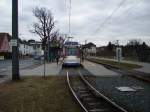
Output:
[[87, 58, 142, 70], [0, 76, 82, 112]]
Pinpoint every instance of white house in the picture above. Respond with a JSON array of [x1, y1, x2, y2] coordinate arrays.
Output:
[[82, 42, 97, 56], [0, 33, 44, 58], [19, 40, 34, 56], [28, 41, 44, 56]]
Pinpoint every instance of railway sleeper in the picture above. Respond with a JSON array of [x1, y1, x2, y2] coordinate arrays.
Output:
[[73, 86, 87, 90], [78, 90, 90, 94], [79, 93, 93, 98], [82, 96, 125, 112], [84, 100, 112, 110], [89, 108, 110, 112], [82, 97, 98, 103], [87, 102, 108, 108], [88, 102, 101, 106]]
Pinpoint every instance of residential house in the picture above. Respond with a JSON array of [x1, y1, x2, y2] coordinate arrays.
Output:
[[28, 40, 44, 56], [82, 42, 97, 56], [19, 40, 34, 56], [0, 33, 11, 58], [0, 32, 44, 59], [18, 39, 43, 57]]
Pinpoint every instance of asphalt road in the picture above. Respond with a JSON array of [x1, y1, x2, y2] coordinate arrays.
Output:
[[0, 58, 43, 78]]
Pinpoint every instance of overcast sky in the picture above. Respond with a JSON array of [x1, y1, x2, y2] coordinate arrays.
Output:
[[0, 0, 150, 46]]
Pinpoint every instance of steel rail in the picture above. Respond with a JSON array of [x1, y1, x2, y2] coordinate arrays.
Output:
[[66, 71, 88, 112], [78, 70, 128, 112]]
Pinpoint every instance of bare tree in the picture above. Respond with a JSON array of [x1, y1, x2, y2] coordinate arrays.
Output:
[[32, 7, 55, 77], [49, 30, 58, 42], [32, 7, 55, 49], [50, 30, 66, 49], [127, 39, 142, 46]]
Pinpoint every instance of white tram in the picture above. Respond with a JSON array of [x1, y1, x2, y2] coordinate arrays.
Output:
[[62, 41, 81, 67]]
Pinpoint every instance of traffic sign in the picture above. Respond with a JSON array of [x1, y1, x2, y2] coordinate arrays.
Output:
[[0, 56, 4, 60], [11, 39, 18, 47]]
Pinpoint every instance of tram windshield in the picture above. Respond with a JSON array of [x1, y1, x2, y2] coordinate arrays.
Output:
[[67, 48, 77, 56]]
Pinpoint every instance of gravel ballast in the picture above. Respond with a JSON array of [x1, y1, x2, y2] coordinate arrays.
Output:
[[88, 75, 150, 112]]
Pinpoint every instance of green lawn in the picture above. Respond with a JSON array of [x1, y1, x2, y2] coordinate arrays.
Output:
[[0, 76, 82, 112], [87, 58, 142, 70]]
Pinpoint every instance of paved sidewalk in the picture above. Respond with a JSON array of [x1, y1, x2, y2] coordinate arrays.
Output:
[[89, 56, 150, 74], [83, 61, 120, 77], [20, 62, 62, 76]]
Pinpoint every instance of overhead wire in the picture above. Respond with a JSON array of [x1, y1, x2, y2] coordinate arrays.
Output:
[[104, 0, 144, 37], [94, 0, 127, 34], [65, 0, 144, 40], [119, 0, 144, 17]]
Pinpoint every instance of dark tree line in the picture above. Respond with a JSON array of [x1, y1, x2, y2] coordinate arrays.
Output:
[[97, 40, 150, 62], [124, 40, 150, 62]]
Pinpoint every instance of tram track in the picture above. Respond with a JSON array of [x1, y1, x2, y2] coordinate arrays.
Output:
[[66, 68, 128, 112]]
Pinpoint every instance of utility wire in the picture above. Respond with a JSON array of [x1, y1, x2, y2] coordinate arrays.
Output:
[[101, 0, 144, 34], [120, 0, 144, 17], [94, 0, 127, 33]]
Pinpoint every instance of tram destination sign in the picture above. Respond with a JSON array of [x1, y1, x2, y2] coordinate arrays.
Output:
[[64, 42, 79, 46]]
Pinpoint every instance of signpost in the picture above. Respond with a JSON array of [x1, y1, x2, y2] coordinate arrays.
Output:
[[0, 56, 4, 60], [116, 47, 122, 62], [116, 47, 122, 70], [11, 39, 18, 47], [12, 0, 20, 80]]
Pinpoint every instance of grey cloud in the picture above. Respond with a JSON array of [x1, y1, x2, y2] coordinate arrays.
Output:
[[0, 0, 150, 46]]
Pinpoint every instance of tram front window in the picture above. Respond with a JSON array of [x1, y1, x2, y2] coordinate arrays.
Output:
[[67, 48, 77, 56]]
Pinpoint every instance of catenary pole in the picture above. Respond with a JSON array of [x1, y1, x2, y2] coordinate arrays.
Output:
[[12, 0, 20, 80], [69, 0, 71, 36]]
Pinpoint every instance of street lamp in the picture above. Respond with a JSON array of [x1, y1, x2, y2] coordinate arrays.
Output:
[[12, 0, 20, 80]]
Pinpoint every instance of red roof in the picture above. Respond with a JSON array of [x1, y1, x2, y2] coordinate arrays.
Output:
[[0, 34, 5, 49], [0, 33, 11, 52]]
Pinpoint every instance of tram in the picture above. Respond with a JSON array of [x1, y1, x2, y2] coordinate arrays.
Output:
[[62, 41, 81, 67]]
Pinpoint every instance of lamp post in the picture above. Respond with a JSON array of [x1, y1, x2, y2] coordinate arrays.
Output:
[[12, 0, 20, 80]]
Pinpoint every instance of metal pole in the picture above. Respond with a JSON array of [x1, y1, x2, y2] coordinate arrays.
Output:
[[69, 0, 71, 36], [44, 48, 46, 77], [116, 40, 121, 70], [12, 0, 20, 80], [48, 40, 50, 62]]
